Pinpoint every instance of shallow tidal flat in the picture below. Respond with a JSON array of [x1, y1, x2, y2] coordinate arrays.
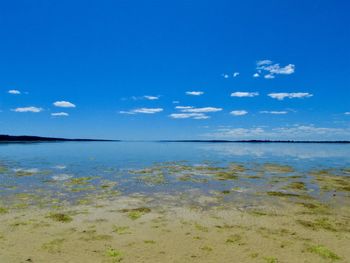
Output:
[[1, 158, 350, 263]]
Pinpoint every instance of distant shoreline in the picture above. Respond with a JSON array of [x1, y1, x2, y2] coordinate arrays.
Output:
[[0, 135, 118, 143], [157, 140, 350, 144], [1, 135, 349, 144]]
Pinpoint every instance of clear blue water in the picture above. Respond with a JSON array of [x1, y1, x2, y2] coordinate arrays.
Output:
[[0, 142, 349, 206]]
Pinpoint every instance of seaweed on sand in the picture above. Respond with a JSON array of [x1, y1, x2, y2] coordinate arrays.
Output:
[[263, 164, 294, 173], [42, 238, 65, 253], [48, 213, 73, 223], [308, 245, 340, 260], [106, 248, 123, 262], [297, 217, 349, 232], [113, 226, 131, 235], [139, 173, 166, 185], [0, 207, 8, 214], [120, 207, 151, 220], [283, 181, 307, 191], [310, 171, 350, 192], [0, 165, 8, 174]]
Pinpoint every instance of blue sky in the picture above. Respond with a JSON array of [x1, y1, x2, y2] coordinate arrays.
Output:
[[0, 0, 349, 140]]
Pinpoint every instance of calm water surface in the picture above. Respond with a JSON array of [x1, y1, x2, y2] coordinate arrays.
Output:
[[0, 142, 349, 206]]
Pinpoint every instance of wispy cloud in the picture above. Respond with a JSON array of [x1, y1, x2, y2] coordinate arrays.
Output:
[[231, 92, 259, 98], [8, 89, 21, 95], [253, 73, 260, 78], [260, 111, 288, 114], [51, 112, 69, 117], [256, 60, 273, 66], [169, 113, 209, 120], [203, 125, 350, 140], [256, 59, 295, 79], [170, 105, 222, 120], [12, 106, 43, 113], [233, 72, 240, 77], [175, 106, 194, 110], [222, 74, 229, 79], [345, 112, 350, 115], [144, 95, 160, 100], [53, 101, 76, 108], [132, 95, 160, 100], [268, 92, 313, 100], [186, 91, 204, 96], [230, 110, 248, 116], [119, 108, 163, 114], [180, 107, 222, 113]]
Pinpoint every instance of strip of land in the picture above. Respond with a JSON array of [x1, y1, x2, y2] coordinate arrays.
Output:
[[0, 135, 119, 143]]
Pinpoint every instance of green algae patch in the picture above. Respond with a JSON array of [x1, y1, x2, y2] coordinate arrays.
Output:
[[121, 207, 151, 220], [263, 164, 294, 173], [267, 191, 300, 197], [15, 170, 36, 177], [48, 213, 73, 223], [263, 256, 278, 263], [80, 230, 112, 241], [139, 173, 166, 185], [296, 201, 330, 214], [113, 226, 131, 235], [0, 207, 8, 214], [201, 246, 213, 252], [194, 223, 209, 232], [296, 217, 347, 232], [42, 238, 65, 253], [226, 234, 243, 245], [144, 240, 156, 244], [0, 165, 8, 174], [283, 181, 307, 191], [311, 172, 350, 192], [308, 245, 340, 261], [65, 176, 98, 186], [228, 163, 246, 173], [214, 171, 238, 180], [106, 248, 123, 262]]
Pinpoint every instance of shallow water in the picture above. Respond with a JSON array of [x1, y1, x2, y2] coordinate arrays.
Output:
[[0, 142, 349, 262]]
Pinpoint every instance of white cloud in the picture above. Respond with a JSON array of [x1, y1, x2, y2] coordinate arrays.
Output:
[[53, 101, 76, 108], [345, 112, 350, 115], [230, 110, 248, 116], [181, 107, 222, 113], [257, 60, 295, 79], [268, 92, 313, 100], [144, 95, 160, 100], [51, 112, 69, 117], [203, 124, 350, 140], [231, 92, 259, 98], [172, 101, 180, 104], [233, 72, 240, 77], [170, 105, 222, 120], [222, 74, 229, 79], [169, 113, 209, 120], [253, 73, 260, 78], [260, 111, 288, 114], [12, 106, 43, 113], [264, 74, 275, 79], [186, 91, 204, 96], [256, 60, 273, 66], [119, 108, 163, 114], [175, 106, 194, 110], [8, 89, 21, 95]]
